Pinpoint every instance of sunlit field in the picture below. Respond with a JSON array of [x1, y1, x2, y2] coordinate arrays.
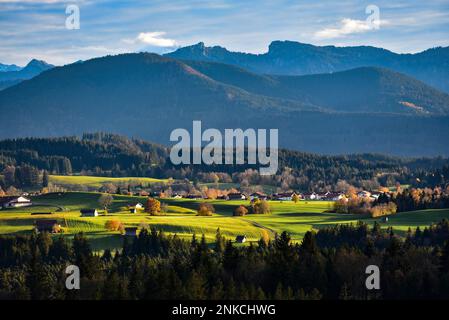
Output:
[[1, 192, 449, 251], [49, 175, 168, 188]]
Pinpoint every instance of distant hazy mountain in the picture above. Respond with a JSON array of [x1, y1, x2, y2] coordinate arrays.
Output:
[[0, 52, 448, 156], [166, 41, 449, 93], [0, 63, 21, 72], [0, 59, 54, 90]]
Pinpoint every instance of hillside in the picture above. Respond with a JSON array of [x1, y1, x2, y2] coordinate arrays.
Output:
[[184, 60, 449, 115], [167, 41, 449, 93], [1, 133, 448, 190], [0, 53, 448, 155]]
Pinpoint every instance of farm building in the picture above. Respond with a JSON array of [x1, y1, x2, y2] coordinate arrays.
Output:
[[128, 203, 143, 213], [35, 220, 61, 233], [228, 193, 247, 200], [124, 227, 138, 237], [357, 191, 372, 198], [235, 235, 247, 243], [303, 192, 318, 200], [184, 194, 202, 199], [80, 209, 99, 217], [250, 192, 268, 201], [273, 192, 299, 201], [322, 192, 345, 201], [370, 192, 381, 200], [0, 196, 32, 209]]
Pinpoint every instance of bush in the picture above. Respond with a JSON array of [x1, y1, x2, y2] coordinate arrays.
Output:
[[146, 197, 161, 215], [233, 205, 249, 216], [197, 203, 215, 216], [250, 199, 271, 214], [370, 202, 397, 218], [105, 219, 124, 233]]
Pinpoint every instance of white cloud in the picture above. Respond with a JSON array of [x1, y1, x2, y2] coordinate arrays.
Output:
[[314, 18, 388, 39], [134, 32, 178, 47]]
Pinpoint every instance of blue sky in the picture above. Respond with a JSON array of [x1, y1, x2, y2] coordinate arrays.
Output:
[[1, 0, 448, 65]]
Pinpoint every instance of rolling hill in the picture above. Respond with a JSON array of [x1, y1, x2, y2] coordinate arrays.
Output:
[[184, 60, 449, 115], [0, 52, 448, 156]]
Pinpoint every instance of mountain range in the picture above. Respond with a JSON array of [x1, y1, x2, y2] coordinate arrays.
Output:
[[166, 41, 449, 93], [0, 63, 21, 72], [0, 59, 54, 90], [0, 42, 448, 157]]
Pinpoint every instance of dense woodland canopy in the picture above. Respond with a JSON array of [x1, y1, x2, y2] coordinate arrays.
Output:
[[0, 133, 448, 193], [2, 221, 449, 300]]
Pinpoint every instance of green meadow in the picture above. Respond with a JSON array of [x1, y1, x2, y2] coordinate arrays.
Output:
[[49, 175, 168, 188], [1, 191, 448, 251]]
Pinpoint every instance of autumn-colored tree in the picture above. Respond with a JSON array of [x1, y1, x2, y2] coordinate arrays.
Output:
[[105, 219, 124, 233], [146, 197, 161, 215], [292, 194, 300, 203], [260, 229, 270, 246], [197, 203, 215, 216], [347, 186, 358, 199], [233, 205, 248, 216], [370, 202, 397, 218], [251, 199, 271, 214], [205, 188, 219, 200]]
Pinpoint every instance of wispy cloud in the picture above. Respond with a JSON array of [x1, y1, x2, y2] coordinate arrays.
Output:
[[1, 0, 448, 65], [135, 32, 178, 47], [314, 18, 388, 39]]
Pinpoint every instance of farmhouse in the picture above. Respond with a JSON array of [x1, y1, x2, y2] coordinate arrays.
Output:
[[124, 227, 138, 237], [228, 192, 247, 200], [370, 192, 380, 200], [0, 196, 32, 209], [35, 220, 61, 233], [323, 192, 345, 201], [128, 203, 143, 213], [80, 209, 99, 217], [250, 192, 268, 201], [273, 192, 299, 201], [303, 192, 318, 200], [357, 191, 372, 198], [235, 235, 247, 243], [184, 194, 202, 199]]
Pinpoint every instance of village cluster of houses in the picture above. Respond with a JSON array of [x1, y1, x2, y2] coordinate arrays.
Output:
[[177, 190, 385, 202], [0, 190, 385, 212]]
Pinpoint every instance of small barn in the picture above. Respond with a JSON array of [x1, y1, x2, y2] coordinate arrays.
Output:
[[124, 227, 138, 237], [0, 196, 32, 209], [250, 192, 268, 201], [80, 209, 99, 217], [235, 235, 247, 243], [228, 193, 247, 200], [128, 203, 143, 213], [35, 220, 61, 233]]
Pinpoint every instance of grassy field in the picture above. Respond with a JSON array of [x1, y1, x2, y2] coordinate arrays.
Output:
[[1, 191, 448, 251], [50, 175, 168, 188]]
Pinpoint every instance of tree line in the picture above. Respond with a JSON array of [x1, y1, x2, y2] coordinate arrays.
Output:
[[2, 220, 449, 299], [1, 133, 448, 193]]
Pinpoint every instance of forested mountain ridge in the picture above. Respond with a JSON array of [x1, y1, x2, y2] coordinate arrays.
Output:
[[184, 60, 449, 115], [167, 41, 449, 93], [0, 52, 448, 156], [0, 133, 448, 191]]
